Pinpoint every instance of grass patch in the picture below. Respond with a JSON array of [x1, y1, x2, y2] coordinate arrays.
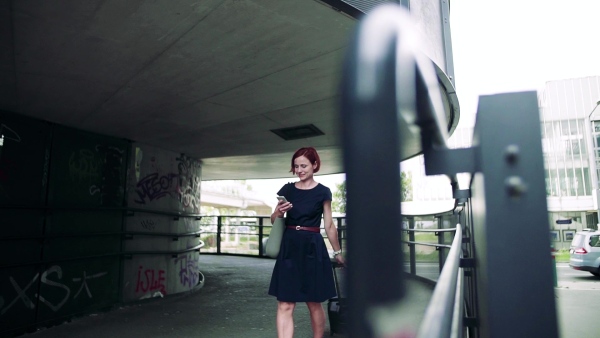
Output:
[[555, 249, 569, 263]]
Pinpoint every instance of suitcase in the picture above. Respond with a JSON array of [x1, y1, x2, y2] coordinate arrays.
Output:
[[328, 263, 347, 336]]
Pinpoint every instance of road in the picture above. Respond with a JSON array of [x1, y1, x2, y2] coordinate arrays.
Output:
[[556, 262, 600, 287], [555, 263, 600, 338]]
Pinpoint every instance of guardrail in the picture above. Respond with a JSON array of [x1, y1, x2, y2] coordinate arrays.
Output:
[[197, 215, 347, 257], [417, 224, 463, 338]]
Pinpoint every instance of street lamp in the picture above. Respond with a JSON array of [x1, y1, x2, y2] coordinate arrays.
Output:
[[586, 100, 600, 228]]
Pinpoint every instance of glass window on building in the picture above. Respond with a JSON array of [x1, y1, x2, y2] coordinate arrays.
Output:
[[545, 169, 555, 196], [542, 119, 592, 197], [583, 167, 591, 195]]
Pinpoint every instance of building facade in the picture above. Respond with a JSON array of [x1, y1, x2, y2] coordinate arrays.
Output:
[[539, 76, 600, 247]]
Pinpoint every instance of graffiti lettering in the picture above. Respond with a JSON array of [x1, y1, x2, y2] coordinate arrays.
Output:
[[96, 145, 125, 205], [173, 254, 199, 288], [72, 270, 108, 299], [1, 273, 39, 314], [140, 219, 156, 231], [69, 149, 101, 182], [176, 155, 201, 213], [38, 266, 70, 312], [89, 185, 101, 195], [0, 123, 22, 143], [135, 266, 166, 295], [134, 173, 178, 204], [67, 145, 125, 205], [0, 266, 107, 316]]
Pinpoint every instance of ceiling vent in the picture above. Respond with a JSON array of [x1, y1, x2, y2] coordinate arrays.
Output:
[[270, 124, 325, 141]]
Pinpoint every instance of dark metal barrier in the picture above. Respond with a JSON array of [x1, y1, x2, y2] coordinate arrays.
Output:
[[339, 4, 458, 337], [338, 3, 559, 338]]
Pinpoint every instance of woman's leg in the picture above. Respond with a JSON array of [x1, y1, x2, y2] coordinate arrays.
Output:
[[277, 301, 296, 338], [306, 302, 326, 338]]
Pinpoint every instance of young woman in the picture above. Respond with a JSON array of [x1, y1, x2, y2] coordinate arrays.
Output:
[[268, 147, 345, 338]]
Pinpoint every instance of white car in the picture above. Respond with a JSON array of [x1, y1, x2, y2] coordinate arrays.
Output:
[[569, 229, 600, 276]]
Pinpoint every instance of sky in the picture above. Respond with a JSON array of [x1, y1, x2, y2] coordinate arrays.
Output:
[[450, 0, 600, 127], [236, 0, 600, 206]]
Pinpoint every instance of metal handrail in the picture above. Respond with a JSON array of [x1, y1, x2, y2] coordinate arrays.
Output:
[[404, 228, 457, 233], [404, 241, 452, 249], [122, 242, 205, 258], [1, 230, 203, 241], [338, 3, 463, 335], [0, 205, 203, 219], [0, 242, 205, 269], [417, 224, 463, 338], [124, 230, 203, 238]]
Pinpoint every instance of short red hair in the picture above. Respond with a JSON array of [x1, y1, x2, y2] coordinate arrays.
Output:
[[290, 147, 321, 174]]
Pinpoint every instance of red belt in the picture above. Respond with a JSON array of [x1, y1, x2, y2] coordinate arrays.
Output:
[[286, 226, 320, 233]]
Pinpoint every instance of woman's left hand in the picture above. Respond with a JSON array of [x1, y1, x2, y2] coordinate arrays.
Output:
[[335, 253, 345, 266]]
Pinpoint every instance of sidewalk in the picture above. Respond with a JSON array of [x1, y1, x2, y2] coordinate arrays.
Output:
[[25, 255, 433, 338]]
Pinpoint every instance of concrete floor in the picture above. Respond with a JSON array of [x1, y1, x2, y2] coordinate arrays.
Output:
[[23, 255, 433, 338]]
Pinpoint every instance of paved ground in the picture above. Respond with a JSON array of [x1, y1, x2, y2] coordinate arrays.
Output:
[[555, 263, 600, 338], [20, 258, 596, 337], [24, 255, 433, 338]]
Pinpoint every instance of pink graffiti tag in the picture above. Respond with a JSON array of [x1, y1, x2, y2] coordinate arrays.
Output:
[[135, 266, 166, 295]]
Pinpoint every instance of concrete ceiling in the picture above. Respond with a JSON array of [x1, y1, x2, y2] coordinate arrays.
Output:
[[0, 0, 457, 180]]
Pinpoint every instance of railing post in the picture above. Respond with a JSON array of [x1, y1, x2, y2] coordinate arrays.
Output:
[[216, 216, 222, 254], [470, 92, 559, 337], [408, 216, 416, 275], [437, 216, 444, 273], [258, 217, 264, 257]]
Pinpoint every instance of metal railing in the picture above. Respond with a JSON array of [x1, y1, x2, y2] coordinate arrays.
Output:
[[417, 224, 463, 338], [197, 216, 348, 258], [0, 206, 205, 269], [337, 3, 558, 338]]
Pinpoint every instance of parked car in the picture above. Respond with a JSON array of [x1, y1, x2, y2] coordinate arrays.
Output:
[[569, 229, 600, 276]]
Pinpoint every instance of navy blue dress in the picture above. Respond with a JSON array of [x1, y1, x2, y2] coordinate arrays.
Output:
[[268, 182, 337, 302]]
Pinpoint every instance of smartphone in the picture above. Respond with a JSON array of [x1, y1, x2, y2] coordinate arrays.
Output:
[[276, 196, 288, 203]]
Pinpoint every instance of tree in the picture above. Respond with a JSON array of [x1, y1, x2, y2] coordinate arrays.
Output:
[[331, 173, 412, 213], [332, 181, 346, 213], [401, 171, 413, 202]]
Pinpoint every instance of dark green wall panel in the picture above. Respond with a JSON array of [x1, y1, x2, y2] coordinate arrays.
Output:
[[0, 239, 41, 266], [45, 210, 123, 234], [0, 111, 51, 206], [47, 126, 128, 208], [0, 209, 44, 238], [43, 236, 121, 261], [0, 266, 41, 331]]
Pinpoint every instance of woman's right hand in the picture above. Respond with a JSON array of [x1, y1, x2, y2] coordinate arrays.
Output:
[[276, 200, 293, 216]]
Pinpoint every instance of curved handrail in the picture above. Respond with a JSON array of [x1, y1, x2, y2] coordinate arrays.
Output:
[[417, 224, 463, 338], [340, 4, 459, 336]]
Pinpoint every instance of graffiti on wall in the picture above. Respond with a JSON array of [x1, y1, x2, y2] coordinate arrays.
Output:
[[0, 123, 23, 194], [135, 266, 166, 296], [133, 149, 201, 213], [176, 154, 201, 212], [0, 265, 107, 315], [173, 254, 200, 288], [0, 123, 22, 145], [134, 173, 178, 204], [140, 219, 157, 231], [68, 144, 125, 205]]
